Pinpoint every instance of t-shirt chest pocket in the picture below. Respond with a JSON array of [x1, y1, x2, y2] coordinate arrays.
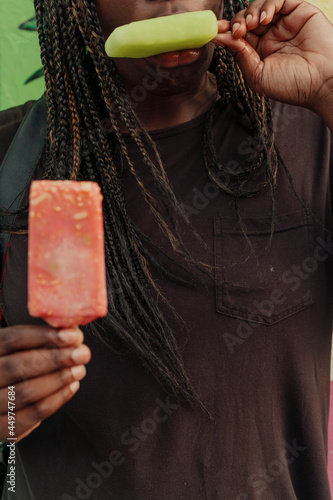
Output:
[[214, 210, 314, 325]]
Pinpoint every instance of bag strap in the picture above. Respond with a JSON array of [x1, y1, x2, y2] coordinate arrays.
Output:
[[0, 94, 47, 281]]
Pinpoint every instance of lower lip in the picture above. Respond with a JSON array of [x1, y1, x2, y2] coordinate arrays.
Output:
[[146, 48, 204, 68]]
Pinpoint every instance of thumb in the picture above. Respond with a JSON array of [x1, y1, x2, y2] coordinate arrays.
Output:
[[213, 32, 263, 92]]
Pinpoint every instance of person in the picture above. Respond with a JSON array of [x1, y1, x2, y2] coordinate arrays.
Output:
[[0, 0, 333, 498]]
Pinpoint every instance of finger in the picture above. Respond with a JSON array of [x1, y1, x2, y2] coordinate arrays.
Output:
[[217, 19, 230, 34], [0, 381, 81, 441], [243, 2, 262, 30], [244, 0, 285, 30], [0, 344, 91, 386], [232, 0, 305, 38], [229, 0, 268, 38], [275, 0, 320, 37], [229, 10, 248, 39], [247, 0, 308, 34], [0, 325, 84, 357], [243, 0, 303, 23], [213, 22, 230, 47], [0, 364, 86, 413]]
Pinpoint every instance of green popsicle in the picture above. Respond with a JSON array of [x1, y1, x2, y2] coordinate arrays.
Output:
[[105, 11, 218, 59]]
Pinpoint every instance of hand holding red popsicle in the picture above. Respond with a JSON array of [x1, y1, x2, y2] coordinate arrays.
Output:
[[0, 325, 91, 442], [0, 181, 107, 442]]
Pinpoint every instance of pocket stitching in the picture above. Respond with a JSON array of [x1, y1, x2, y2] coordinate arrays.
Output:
[[214, 210, 314, 325]]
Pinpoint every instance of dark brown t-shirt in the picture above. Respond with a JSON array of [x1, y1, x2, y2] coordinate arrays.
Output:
[[1, 98, 333, 500]]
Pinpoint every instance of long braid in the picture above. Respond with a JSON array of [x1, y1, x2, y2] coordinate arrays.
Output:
[[74, 2, 212, 264], [33, 0, 279, 409], [205, 1, 278, 204]]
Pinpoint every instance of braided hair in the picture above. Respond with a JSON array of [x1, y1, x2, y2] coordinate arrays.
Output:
[[33, 0, 279, 409]]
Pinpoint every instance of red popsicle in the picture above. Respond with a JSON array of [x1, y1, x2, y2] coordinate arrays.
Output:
[[28, 180, 108, 328]]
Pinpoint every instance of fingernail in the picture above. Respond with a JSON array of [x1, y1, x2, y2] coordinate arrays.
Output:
[[71, 345, 90, 364], [246, 14, 253, 25], [69, 381, 80, 394], [71, 365, 87, 380], [58, 328, 79, 344], [260, 11, 267, 23], [232, 22, 241, 35]]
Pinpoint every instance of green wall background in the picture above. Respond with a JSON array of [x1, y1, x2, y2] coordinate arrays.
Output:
[[0, 0, 45, 111], [0, 0, 332, 112]]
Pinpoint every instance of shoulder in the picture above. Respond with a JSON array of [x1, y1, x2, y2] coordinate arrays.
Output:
[[0, 100, 36, 165]]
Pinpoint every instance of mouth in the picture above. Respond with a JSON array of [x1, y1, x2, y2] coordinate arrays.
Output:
[[146, 47, 205, 68], [145, 9, 202, 68]]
